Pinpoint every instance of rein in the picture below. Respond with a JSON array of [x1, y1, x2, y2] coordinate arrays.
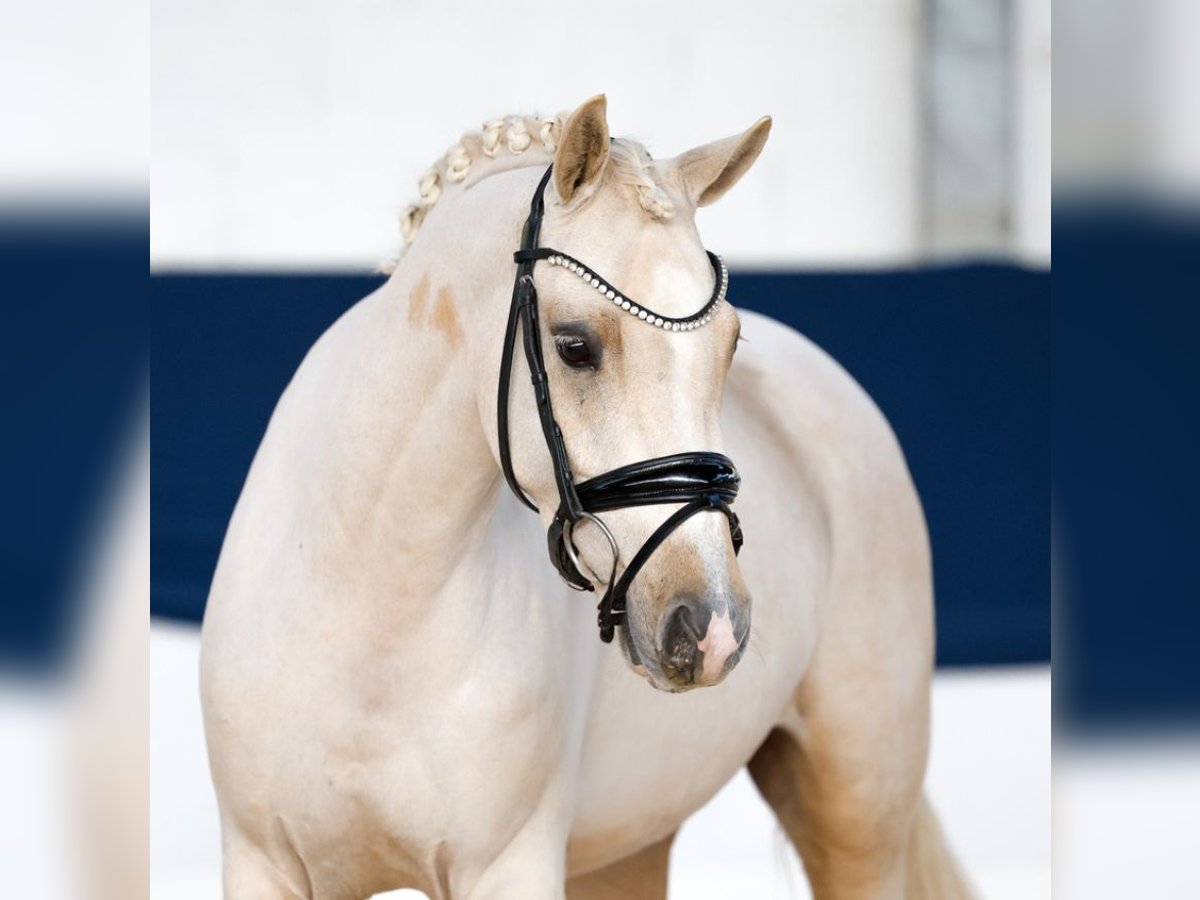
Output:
[[497, 165, 744, 643]]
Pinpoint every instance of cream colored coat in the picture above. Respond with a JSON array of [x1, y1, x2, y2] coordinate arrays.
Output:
[[201, 97, 972, 900]]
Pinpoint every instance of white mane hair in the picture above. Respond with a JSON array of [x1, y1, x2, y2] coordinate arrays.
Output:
[[386, 112, 675, 271]]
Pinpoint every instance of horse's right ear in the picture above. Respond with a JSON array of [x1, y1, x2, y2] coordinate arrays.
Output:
[[676, 116, 772, 207], [555, 95, 610, 204]]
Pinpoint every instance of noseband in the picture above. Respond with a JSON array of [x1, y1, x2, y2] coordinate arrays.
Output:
[[497, 165, 744, 643]]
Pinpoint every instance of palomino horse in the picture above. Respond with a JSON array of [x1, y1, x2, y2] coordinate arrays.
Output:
[[201, 95, 972, 899]]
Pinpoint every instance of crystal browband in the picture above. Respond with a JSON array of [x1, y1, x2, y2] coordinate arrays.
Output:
[[512, 247, 729, 331]]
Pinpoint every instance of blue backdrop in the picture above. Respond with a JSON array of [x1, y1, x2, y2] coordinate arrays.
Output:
[[150, 264, 1048, 667], [0, 214, 146, 674]]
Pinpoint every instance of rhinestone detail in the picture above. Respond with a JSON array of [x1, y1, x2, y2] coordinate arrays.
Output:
[[543, 251, 728, 330]]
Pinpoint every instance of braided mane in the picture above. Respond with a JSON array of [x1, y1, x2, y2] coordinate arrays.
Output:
[[387, 112, 674, 271]]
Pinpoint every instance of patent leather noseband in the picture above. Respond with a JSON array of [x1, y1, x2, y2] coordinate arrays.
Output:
[[497, 165, 744, 643]]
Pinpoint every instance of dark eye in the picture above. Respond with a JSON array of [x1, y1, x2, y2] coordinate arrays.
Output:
[[555, 334, 596, 369]]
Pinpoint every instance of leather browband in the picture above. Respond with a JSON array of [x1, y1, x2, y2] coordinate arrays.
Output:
[[497, 164, 744, 643]]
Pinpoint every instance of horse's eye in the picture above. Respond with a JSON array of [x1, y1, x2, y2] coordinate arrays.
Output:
[[555, 335, 595, 369]]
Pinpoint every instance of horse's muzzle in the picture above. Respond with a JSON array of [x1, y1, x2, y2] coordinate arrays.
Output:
[[655, 595, 750, 690]]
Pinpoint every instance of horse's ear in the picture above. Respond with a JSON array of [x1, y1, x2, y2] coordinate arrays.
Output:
[[554, 94, 611, 204], [676, 116, 772, 207]]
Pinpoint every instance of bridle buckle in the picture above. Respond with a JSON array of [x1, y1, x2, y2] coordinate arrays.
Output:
[[561, 512, 620, 594]]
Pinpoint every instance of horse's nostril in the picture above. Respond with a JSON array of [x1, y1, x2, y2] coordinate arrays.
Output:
[[662, 604, 700, 676]]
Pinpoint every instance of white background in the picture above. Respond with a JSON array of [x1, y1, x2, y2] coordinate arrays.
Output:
[[150, 0, 1051, 270]]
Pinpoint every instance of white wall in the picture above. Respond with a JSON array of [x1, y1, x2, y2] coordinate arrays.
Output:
[[0, 0, 146, 198], [152, 0, 932, 270], [1014, 0, 1052, 264], [152, 1, 1059, 271], [926, 0, 1012, 258]]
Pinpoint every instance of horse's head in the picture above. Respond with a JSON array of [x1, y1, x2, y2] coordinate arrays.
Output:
[[479, 96, 770, 691]]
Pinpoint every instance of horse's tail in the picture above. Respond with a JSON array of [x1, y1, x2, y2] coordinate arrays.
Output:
[[906, 794, 976, 899]]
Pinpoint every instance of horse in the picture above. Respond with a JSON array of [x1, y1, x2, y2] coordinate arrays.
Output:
[[200, 95, 973, 899]]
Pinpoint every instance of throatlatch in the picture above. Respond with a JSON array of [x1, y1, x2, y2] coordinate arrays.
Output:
[[497, 165, 744, 643]]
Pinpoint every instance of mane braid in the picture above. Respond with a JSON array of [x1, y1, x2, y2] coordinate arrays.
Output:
[[383, 112, 674, 273]]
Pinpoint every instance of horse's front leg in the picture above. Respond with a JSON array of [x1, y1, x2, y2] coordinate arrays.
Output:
[[565, 832, 675, 900], [747, 624, 972, 900], [456, 808, 570, 900]]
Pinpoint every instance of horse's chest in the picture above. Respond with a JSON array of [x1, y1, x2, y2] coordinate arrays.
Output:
[[566, 583, 814, 873]]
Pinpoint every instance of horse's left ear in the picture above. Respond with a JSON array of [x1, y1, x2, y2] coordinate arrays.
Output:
[[555, 94, 611, 204], [676, 116, 772, 207]]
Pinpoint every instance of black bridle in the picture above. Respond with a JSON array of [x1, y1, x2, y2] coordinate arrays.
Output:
[[497, 165, 744, 643]]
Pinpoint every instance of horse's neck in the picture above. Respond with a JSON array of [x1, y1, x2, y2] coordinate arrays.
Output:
[[273, 165, 559, 630], [290, 265, 502, 600]]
